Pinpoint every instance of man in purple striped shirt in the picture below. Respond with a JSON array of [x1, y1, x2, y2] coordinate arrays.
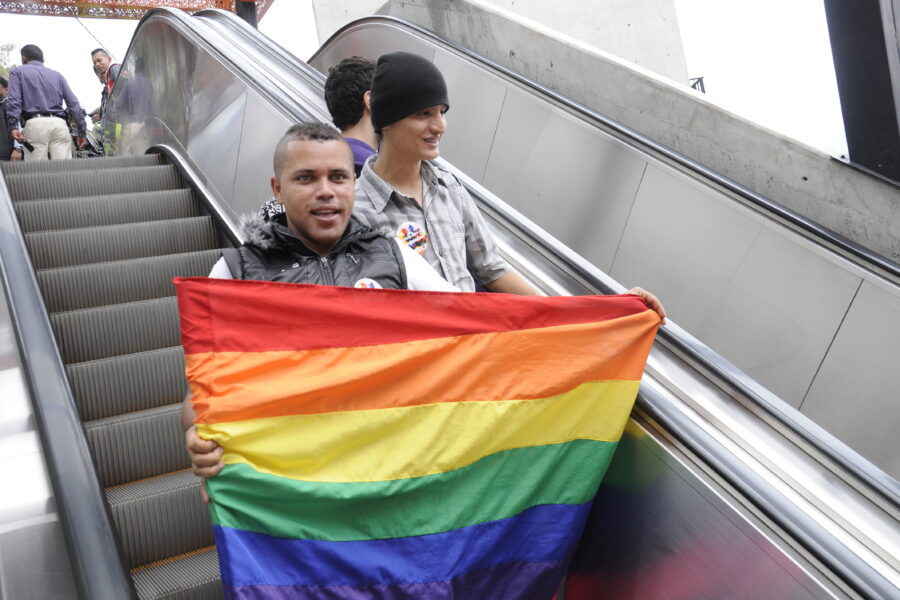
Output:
[[6, 44, 86, 161]]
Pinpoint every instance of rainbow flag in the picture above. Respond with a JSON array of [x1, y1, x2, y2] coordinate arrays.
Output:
[[175, 277, 660, 600]]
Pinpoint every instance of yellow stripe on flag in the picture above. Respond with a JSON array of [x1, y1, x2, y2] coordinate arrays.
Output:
[[198, 379, 639, 483]]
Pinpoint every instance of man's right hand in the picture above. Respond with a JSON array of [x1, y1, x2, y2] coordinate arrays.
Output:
[[186, 425, 224, 502], [11, 129, 25, 143]]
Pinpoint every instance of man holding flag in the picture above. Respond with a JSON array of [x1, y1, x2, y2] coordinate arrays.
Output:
[[178, 121, 666, 599]]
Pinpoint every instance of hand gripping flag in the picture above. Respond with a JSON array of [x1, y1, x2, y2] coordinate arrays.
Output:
[[175, 277, 660, 600]]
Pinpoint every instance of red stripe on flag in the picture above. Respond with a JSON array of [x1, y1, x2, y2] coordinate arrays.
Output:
[[175, 277, 654, 354]]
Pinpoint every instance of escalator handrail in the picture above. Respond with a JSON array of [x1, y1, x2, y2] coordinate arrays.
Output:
[[312, 15, 900, 283], [0, 174, 137, 599]]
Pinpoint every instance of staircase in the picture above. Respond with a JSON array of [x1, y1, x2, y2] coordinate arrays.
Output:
[[1, 154, 225, 599]]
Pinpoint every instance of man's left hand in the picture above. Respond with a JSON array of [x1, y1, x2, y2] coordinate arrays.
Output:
[[628, 287, 667, 325], [11, 129, 25, 143]]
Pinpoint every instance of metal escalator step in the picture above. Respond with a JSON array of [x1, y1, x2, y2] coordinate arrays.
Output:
[[5, 165, 180, 202], [85, 403, 188, 487], [26, 216, 218, 270], [39, 249, 221, 313], [0, 154, 162, 176], [67, 346, 188, 421], [108, 470, 213, 569], [51, 296, 180, 364], [16, 189, 198, 233], [132, 547, 222, 600]]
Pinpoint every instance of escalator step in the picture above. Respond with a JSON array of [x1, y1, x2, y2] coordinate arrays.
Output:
[[0, 154, 162, 176], [67, 346, 188, 421], [51, 296, 180, 364], [85, 403, 187, 487], [39, 249, 221, 313], [5, 165, 180, 202], [26, 216, 218, 270], [108, 470, 213, 569], [16, 189, 198, 233], [131, 547, 223, 600]]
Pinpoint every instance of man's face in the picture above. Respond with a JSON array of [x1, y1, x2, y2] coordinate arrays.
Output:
[[381, 104, 447, 161], [92, 53, 111, 76], [0, 86, 6, 101], [271, 139, 355, 256]]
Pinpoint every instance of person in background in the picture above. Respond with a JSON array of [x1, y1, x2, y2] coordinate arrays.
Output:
[[355, 51, 538, 294], [6, 44, 86, 161], [0, 76, 22, 161], [91, 48, 120, 123], [324, 56, 378, 175]]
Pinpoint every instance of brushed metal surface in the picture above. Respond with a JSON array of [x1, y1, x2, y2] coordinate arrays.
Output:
[[230, 90, 293, 215], [432, 48, 508, 183], [802, 275, 900, 477], [484, 87, 647, 273], [0, 265, 78, 598], [311, 19, 900, 478]]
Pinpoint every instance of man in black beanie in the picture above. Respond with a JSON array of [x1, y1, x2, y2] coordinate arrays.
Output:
[[354, 51, 539, 294]]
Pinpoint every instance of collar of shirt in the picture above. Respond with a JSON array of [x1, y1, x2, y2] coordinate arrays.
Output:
[[358, 157, 448, 213]]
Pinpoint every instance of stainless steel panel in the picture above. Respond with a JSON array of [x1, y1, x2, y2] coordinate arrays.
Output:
[[186, 51, 248, 220], [484, 87, 647, 272], [802, 275, 900, 478], [231, 90, 293, 215], [610, 163, 764, 327], [313, 25, 436, 71], [0, 264, 78, 598], [432, 49, 508, 183], [573, 419, 833, 599], [694, 222, 864, 406]]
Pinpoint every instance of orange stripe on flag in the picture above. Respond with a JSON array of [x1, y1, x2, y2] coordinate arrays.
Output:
[[189, 311, 659, 424]]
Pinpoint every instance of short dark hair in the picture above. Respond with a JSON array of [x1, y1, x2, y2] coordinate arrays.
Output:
[[21, 45, 44, 63], [324, 56, 375, 131], [91, 48, 110, 58], [273, 122, 349, 175], [0, 76, 7, 89]]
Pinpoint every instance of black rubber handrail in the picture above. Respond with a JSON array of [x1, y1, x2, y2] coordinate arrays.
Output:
[[313, 15, 900, 282], [0, 174, 136, 599]]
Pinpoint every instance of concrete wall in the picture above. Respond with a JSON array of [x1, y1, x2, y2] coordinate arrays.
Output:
[[313, 0, 688, 82], [376, 0, 899, 262]]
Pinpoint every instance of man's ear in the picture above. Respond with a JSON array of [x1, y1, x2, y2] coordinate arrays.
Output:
[[363, 90, 372, 112], [270, 175, 283, 204]]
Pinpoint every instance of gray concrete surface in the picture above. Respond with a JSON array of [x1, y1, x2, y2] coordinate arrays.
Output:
[[377, 0, 900, 263], [314, 0, 688, 83]]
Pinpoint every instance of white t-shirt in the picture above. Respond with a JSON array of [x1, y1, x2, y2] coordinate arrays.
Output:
[[208, 239, 459, 292]]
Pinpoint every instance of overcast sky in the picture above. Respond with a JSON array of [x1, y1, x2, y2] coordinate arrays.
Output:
[[0, 0, 847, 156]]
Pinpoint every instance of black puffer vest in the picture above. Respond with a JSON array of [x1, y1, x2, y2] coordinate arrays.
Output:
[[224, 214, 407, 289]]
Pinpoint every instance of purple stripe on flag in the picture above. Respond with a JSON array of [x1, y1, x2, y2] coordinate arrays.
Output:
[[225, 559, 565, 600]]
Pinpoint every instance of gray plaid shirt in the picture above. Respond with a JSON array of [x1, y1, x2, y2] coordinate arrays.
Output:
[[354, 157, 509, 292]]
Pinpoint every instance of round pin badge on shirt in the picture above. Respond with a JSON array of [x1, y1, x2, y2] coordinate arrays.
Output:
[[354, 278, 382, 289], [396, 221, 428, 255]]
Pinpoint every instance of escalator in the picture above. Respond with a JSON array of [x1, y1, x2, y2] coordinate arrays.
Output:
[[0, 153, 227, 598], [309, 17, 900, 481], [0, 7, 896, 600]]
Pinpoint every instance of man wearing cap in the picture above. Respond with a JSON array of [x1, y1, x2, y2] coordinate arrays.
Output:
[[354, 51, 539, 294], [6, 44, 86, 161]]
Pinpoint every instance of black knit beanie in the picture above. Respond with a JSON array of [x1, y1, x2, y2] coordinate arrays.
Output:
[[369, 52, 450, 132]]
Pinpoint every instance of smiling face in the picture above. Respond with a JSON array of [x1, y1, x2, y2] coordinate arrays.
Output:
[[271, 139, 355, 256], [380, 104, 447, 162]]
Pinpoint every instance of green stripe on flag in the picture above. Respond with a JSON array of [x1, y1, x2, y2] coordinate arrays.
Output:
[[207, 439, 617, 542]]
